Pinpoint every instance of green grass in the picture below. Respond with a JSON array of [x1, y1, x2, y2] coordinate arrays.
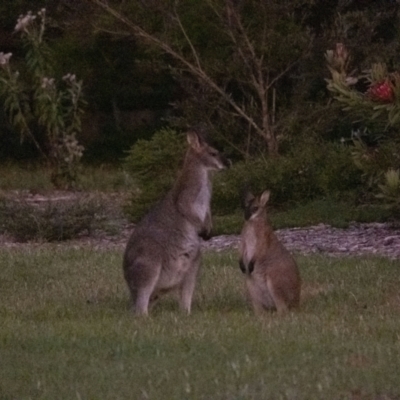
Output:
[[269, 199, 393, 229], [213, 199, 394, 235], [0, 162, 132, 191], [1, 247, 400, 399]]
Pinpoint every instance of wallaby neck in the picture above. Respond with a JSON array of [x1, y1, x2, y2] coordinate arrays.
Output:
[[247, 215, 277, 247], [173, 151, 211, 194]]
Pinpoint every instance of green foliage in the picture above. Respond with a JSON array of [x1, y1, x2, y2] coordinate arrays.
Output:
[[327, 58, 400, 130], [351, 137, 400, 188], [377, 168, 400, 216], [326, 43, 400, 210], [123, 127, 186, 221], [93, 0, 314, 156], [0, 9, 86, 189], [123, 130, 363, 222], [212, 140, 362, 215]]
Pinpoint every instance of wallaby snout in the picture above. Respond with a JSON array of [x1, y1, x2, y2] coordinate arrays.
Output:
[[239, 190, 301, 314], [123, 130, 227, 315], [187, 132, 230, 172]]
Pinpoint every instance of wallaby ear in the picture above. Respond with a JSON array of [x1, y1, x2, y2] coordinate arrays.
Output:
[[186, 130, 202, 151], [259, 190, 271, 207], [243, 190, 255, 209]]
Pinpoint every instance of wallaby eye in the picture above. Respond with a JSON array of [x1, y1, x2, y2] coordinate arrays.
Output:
[[244, 205, 259, 220], [209, 150, 218, 156], [250, 206, 259, 215]]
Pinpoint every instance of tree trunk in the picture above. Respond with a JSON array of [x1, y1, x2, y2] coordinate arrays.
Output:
[[265, 126, 279, 157], [261, 102, 279, 157]]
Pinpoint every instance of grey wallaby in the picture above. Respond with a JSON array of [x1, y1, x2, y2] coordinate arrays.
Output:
[[123, 130, 229, 315], [239, 190, 301, 314]]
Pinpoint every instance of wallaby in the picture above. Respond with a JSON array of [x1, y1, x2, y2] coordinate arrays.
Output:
[[123, 130, 229, 315], [239, 190, 301, 314]]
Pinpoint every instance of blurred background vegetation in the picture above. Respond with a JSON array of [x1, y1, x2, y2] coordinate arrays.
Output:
[[1, 0, 400, 226]]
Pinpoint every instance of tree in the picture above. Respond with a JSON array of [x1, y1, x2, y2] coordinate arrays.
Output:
[[87, 0, 314, 157]]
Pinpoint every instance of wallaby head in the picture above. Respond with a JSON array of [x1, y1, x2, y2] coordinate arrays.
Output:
[[123, 129, 228, 316], [239, 189, 301, 314], [243, 190, 270, 221], [185, 130, 230, 172]]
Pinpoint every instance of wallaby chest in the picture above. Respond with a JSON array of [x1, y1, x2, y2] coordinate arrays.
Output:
[[241, 224, 258, 264], [193, 184, 211, 221], [189, 170, 211, 223]]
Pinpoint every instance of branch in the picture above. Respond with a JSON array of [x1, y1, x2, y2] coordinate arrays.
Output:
[[87, 0, 262, 136], [225, 1, 265, 92], [267, 59, 299, 90], [213, 1, 262, 93], [173, 8, 202, 70]]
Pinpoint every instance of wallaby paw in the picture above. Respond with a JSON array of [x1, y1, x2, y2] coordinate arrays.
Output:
[[199, 230, 212, 241]]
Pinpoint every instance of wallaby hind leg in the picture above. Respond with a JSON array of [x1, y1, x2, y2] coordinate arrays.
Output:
[[135, 286, 156, 316], [246, 279, 270, 315], [126, 262, 161, 316], [267, 279, 289, 313], [179, 253, 201, 314]]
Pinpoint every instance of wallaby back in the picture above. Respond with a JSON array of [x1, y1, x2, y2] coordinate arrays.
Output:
[[123, 130, 228, 315], [239, 190, 301, 313]]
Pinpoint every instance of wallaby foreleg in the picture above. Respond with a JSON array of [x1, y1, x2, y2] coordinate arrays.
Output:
[[239, 258, 246, 273], [199, 211, 212, 240]]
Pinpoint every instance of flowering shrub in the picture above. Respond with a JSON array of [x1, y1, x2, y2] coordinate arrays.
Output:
[[326, 43, 400, 210], [366, 80, 394, 103], [326, 43, 400, 126], [0, 9, 85, 189]]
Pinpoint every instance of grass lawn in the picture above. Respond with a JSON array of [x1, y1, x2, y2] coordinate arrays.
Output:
[[0, 247, 399, 399]]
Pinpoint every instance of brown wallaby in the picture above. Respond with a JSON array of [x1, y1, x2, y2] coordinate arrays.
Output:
[[123, 130, 229, 315], [239, 190, 301, 314]]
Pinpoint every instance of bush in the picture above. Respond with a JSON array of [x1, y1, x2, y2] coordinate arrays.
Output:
[[123, 128, 186, 221], [123, 129, 363, 221], [0, 10, 86, 189], [211, 140, 363, 215]]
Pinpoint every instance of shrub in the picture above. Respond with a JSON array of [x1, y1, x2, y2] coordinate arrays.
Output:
[[0, 9, 86, 189], [326, 43, 400, 210], [211, 140, 362, 215], [123, 128, 186, 221], [122, 128, 363, 220]]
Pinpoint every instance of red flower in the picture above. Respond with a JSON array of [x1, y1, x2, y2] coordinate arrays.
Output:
[[366, 80, 394, 102]]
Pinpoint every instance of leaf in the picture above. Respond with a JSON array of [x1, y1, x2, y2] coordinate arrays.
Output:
[[371, 110, 384, 120], [389, 112, 400, 126], [372, 104, 390, 110]]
